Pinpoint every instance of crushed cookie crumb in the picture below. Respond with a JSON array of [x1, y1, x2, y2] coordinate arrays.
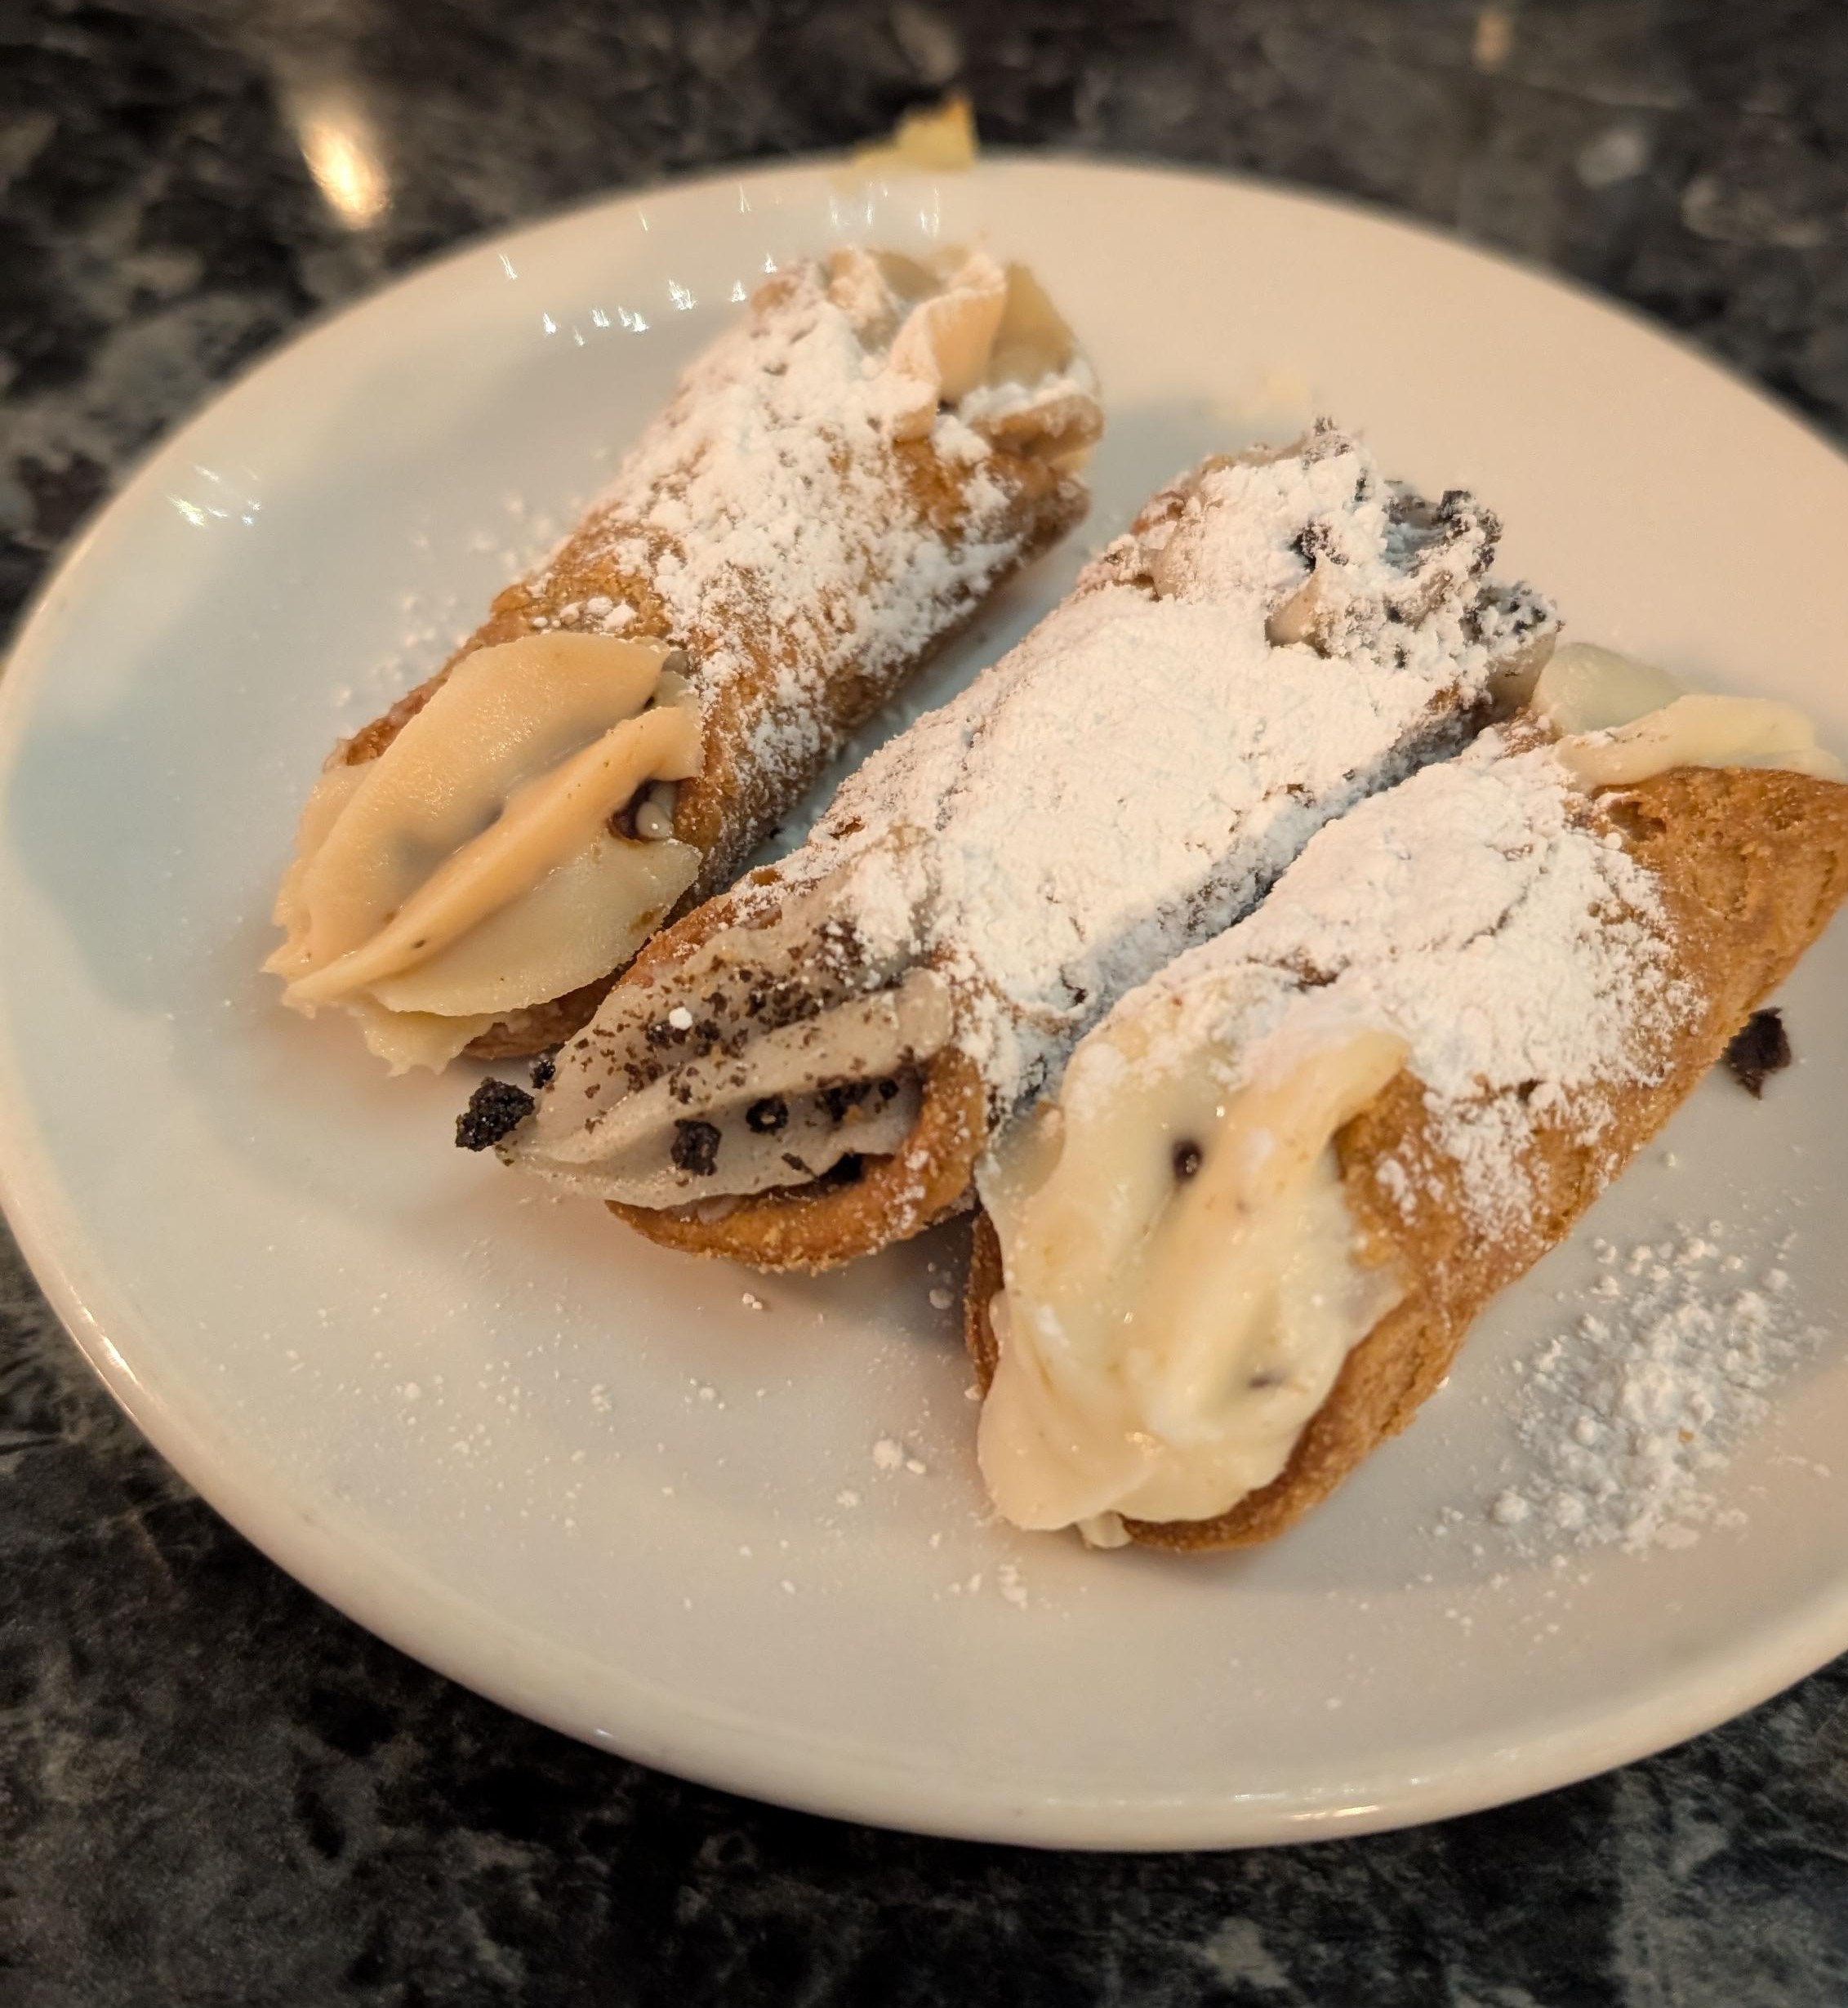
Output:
[[1723, 1008, 1791, 1098], [456, 1079, 536, 1150], [670, 1119, 723, 1175]]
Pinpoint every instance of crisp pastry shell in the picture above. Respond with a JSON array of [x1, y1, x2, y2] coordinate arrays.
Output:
[[964, 764, 1848, 1550], [330, 274, 1090, 1060]]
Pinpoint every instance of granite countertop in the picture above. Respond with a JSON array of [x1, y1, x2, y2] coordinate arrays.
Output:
[[6, 2, 1848, 2001]]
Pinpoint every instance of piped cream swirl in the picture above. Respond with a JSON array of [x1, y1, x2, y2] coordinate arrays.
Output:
[[268, 631, 702, 1071]]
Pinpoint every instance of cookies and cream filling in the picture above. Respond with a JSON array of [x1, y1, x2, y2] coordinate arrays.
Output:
[[977, 1024, 1409, 1530], [493, 857, 955, 1197], [976, 642, 1841, 1537], [269, 632, 702, 1071]]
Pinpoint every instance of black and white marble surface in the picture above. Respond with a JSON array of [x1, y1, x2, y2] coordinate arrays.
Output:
[[6, 2, 1848, 2001]]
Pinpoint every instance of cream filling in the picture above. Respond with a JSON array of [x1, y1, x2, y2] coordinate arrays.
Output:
[[1536, 641, 1845, 785], [268, 631, 703, 1071], [503, 834, 956, 1199], [1530, 641, 1683, 735], [1556, 692, 1846, 786], [826, 247, 1095, 453], [513, 968, 954, 1204], [977, 1023, 1409, 1532], [884, 259, 1009, 426]]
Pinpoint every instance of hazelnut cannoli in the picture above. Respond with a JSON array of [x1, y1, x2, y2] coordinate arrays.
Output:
[[966, 645, 1848, 1549], [475, 424, 1556, 1268], [267, 248, 1102, 1071]]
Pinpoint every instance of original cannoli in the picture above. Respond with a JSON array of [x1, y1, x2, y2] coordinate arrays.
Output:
[[966, 644, 1848, 1548], [267, 247, 1102, 1071], [479, 424, 1556, 1268]]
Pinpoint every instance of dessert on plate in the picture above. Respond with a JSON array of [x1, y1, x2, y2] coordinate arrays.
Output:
[[266, 247, 1102, 1071], [964, 643, 1848, 1549], [473, 423, 1556, 1270]]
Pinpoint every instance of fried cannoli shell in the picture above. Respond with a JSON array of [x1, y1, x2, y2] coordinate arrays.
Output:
[[343, 420, 1086, 901], [305, 257, 1098, 1063], [967, 764, 1848, 1550], [360, 461, 1081, 1057]]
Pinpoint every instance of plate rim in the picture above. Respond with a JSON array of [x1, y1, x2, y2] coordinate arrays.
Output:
[[4, 150, 1848, 1850]]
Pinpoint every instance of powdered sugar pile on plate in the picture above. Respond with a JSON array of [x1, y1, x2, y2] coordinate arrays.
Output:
[[1490, 1225, 1826, 1552]]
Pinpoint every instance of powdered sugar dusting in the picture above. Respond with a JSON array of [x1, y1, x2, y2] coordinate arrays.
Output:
[[1492, 1227, 1824, 1552], [752, 426, 1552, 1120], [503, 254, 1095, 844], [1096, 729, 1691, 1234]]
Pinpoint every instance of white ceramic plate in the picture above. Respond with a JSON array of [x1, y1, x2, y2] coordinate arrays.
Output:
[[4, 158, 1847, 1850]]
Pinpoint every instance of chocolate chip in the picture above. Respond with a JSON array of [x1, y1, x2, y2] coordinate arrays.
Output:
[[670, 1119, 723, 1176], [746, 1096, 789, 1133], [1173, 1140, 1204, 1181], [456, 1079, 536, 1151], [820, 1080, 875, 1124], [530, 1054, 555, 1089], [1722, 1008, 1792, 1098]]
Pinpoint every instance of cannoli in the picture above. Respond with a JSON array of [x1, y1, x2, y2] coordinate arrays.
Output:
[[966, 644, 1848, 1549], [477, 424, 1556, 1268], [266, 247, 1102, 1071]]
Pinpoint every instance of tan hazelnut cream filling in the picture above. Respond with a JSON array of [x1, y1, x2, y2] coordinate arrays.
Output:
[[977, 1022, 1409, 1532], [268, 631, 703, 1071], [1536, 641, 1845, 785], [825, 247, 1099, 460]]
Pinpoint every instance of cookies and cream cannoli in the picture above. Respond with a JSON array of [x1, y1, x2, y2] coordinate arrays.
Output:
[[267, 248, 1102, 1071], [473, 424, 1556, 1268], [965, 644, 1848, 1550]]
